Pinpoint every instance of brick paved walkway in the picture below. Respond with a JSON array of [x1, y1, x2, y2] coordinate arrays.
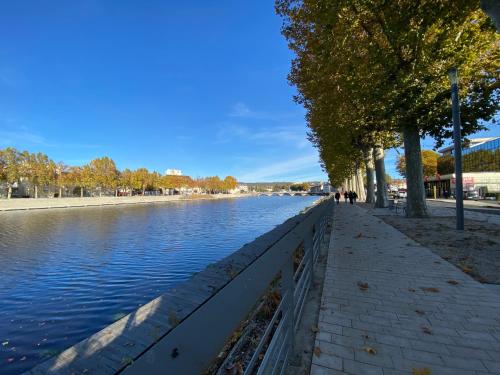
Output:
[[311, 204, 500, 375]]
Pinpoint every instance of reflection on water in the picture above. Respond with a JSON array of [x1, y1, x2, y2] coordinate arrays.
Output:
[[0, 196, 317, 374]]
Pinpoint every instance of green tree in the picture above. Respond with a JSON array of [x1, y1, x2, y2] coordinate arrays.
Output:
[[276, 0, 499, 217], [397, 150, 440, 178], [89, 157, 119, 196], [0, 148, 23, 199], [120, 169, 134, 196], [223, 176, 238, 192], [132, 168, 149, 195]]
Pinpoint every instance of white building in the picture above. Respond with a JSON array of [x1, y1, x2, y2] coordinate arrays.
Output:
[[165, 169, 182, 176], [309, 182, 332, 194]]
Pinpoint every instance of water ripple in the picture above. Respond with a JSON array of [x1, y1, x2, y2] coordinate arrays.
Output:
[[0, 196, 317, 374]]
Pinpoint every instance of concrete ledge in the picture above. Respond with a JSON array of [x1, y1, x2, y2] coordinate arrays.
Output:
[[0, 194, 251, 212]]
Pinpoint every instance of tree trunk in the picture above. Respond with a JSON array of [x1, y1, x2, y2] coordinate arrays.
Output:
[[115, 189, 118, 197], [7, 185, 12, 199], [355, 168, 366, 202], [402, 124, 429, 217], [59, 187, 62, 198], [35, 185, 38, 199], [363, 147, 376, 203], [81, 187, 84, 198], [373, 145, 389, 208]]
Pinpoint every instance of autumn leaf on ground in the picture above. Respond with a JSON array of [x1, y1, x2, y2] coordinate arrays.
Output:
[[314, 346, 322, 357], [412, 368, 431, 375], [460, 266, 473, 274], [408, 288, 416, 292], [357, 282, 369, 291], [355, 233, 363, 239], [421, 326, 432, 335], [311, 325, 319, 333], [447, 280, 459, 285], [415, 309, 425, 316], [362, 346, 377, 355], [420, 287, 440, 293]]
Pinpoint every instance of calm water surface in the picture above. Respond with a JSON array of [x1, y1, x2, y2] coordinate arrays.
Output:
[[0, 196, 317, 374]]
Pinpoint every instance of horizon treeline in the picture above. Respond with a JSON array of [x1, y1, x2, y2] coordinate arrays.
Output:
[[0, 147, 238, 199]]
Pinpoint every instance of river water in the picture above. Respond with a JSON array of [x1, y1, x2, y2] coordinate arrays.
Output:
[[0, 196, 317, 374]]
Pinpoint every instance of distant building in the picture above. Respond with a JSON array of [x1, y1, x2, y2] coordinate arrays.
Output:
[[309, 182, 332, 194], [229, 185, 249, 194], [425, 137, 500, 197], [438, 137, 499, 156], [165, 169, 182, 176]]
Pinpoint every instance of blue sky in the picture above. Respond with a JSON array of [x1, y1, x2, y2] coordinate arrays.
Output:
[[0, 1, 327, 183], [0, 2, 497, 182]]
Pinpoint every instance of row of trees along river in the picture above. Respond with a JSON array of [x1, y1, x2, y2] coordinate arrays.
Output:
[[0, 147, 238, 199], [276, 0, 499, 217]]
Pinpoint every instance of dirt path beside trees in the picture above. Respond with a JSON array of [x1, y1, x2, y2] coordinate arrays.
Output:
[[378, 212, 500, 284]]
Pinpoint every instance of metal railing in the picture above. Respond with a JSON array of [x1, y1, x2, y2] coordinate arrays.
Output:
[[124, 197, 333, 375]]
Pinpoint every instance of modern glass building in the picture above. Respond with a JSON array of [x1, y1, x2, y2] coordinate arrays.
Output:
[[425, 137, 500, 198]]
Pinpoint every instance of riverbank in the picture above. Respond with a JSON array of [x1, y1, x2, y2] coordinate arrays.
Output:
[[0, 193, 252, 212]]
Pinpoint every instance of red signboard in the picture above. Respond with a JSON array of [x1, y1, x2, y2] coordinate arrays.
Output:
[[451, 177, 475, 185]]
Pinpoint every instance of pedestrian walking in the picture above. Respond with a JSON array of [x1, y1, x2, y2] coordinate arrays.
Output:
[[352, 191, 358, 203], [335, 191, 341, 205], [344, 191, 348, 204], [348, 191, 354, 205]]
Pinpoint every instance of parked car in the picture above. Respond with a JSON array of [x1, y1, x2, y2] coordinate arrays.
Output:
[[396, 189, 407, 198], [465, 190, 479, 200]]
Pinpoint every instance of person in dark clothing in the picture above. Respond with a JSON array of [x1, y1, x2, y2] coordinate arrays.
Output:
[[344, 191, 348, 203], [352, 191, 358, 203], [348, 191, 354, 204], [335, 191, 341, 205]]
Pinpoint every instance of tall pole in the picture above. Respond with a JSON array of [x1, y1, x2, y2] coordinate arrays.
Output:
[[448, 67, 464, 230]]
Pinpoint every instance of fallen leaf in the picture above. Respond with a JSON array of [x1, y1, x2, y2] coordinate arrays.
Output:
[[447, 280, 459, 285], [361, 333, 371, 339], [311, 326, 319, 333], [421, 326, 432, 335], [355, 233, 363, 238], [415, 309, 425, 315], [2, 341, 8, 346], [362, 346, 377, 355], [460, 266, 473, 274], [408, 288, 416, 292], [20, 356, 27, 361], [412, 368, 431, 375], [357, 282, 369, 291], [420, 287, 440, 293], [7, 358, 14, 363], [314, 346, 322, 357]]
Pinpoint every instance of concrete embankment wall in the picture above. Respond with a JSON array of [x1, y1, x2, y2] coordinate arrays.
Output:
[[0, 194, 251, 212]]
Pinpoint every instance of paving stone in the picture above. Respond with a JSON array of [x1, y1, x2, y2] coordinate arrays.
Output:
[[311, 353, 343, 371], [310, 204, 500, 375], [343, 358, 383, 375], [310, 364, 345, 375], [482, 360, 500, 373]]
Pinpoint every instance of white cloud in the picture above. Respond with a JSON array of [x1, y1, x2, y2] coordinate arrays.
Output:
[[227, 102, 299, 120], [237, 153, 324, 182], [216, 123, 309, 149]]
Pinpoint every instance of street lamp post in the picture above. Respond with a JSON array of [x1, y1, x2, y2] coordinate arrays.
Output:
[[448, 67, 464, 230]]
